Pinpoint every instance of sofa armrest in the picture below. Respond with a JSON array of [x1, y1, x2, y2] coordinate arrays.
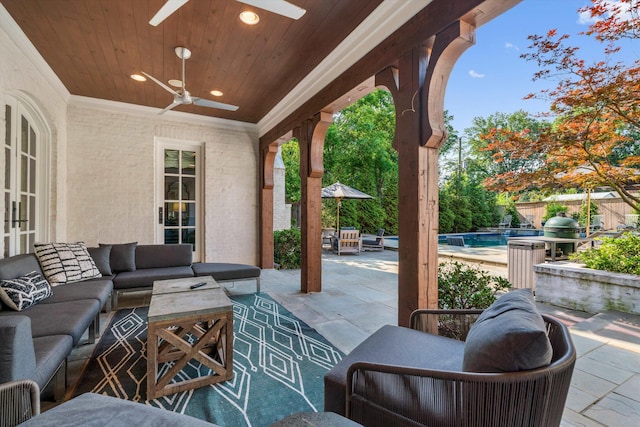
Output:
[[0, 316, 37, 383]]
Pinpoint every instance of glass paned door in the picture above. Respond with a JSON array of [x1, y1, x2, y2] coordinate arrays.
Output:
[[3, 103, 41, 257], [157, 142, 201, 261]]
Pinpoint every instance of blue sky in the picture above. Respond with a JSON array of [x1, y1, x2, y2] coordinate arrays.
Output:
[[444, 0, 636, 134]]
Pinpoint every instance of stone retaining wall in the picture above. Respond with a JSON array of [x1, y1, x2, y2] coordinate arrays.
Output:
[[534, 262, 640, 315]]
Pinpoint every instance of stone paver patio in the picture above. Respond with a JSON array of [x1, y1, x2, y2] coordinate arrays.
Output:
[[260, 247, 640, 427]]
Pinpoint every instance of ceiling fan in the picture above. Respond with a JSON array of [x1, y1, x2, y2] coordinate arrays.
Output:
[[149, 0, 306, 26], [141, 47, 239, 115]]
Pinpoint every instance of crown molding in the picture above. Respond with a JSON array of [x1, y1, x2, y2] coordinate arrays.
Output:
[[0, 3, 69, 102], [256, 0, 433, 136], [69, 95, 258, 133]]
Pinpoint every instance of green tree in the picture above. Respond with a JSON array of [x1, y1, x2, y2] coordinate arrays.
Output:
[[323, 89, 398, 233], [281, 140, 300, 204]]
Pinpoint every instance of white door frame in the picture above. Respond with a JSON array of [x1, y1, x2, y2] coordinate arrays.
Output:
[[155, 138, 203, 262], [3, 93, 50, 257]]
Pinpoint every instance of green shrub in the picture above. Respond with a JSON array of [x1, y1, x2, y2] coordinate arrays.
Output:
[[274, 228, 302, 269], [570, 232, 640, 275], [438, 261, 512, 309], [543, 203, 568, 222]]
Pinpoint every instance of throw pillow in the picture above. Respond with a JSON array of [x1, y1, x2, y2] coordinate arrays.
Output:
[[100, 242, 137, 273], [0, 271, 52, 311], [34, 242, 102, 286], [88, 245, 113, 276], [462, 288, 553, 373]]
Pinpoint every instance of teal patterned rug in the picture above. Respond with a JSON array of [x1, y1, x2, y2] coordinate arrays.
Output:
[[72, 293, 343, 426]]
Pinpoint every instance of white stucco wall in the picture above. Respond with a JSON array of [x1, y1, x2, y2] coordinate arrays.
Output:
[[66, 104, 260, 264]]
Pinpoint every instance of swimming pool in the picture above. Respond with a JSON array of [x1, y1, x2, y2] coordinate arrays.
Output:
[[386, 230, 544, 247]]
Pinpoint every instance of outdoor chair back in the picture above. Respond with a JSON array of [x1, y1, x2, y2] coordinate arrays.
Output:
[[333, 229, 362, 255], [362, 228, 385, 251], [499, 214, 512, 228], [344, 310, 575, 427]]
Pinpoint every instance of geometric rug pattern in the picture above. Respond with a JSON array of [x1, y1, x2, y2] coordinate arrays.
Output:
[[71, 293, 344, 426]]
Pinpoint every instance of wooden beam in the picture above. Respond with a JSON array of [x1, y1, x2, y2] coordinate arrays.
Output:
[[295, 112, 332, 293], [379, 20, 476, 327], [259, 143, 281, 269], [259, 0, 522, 145]]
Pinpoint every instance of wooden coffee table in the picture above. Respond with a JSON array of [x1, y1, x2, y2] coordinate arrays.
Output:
[[146, 276, 233, 399]]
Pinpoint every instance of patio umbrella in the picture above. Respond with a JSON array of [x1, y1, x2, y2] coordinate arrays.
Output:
[[321, 182, 373, 230]]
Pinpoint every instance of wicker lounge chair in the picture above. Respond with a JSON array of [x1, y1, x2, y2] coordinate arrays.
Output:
[[325, 290, 576, 427], [498, 214, 512, 228], [362, 229, 385, 251]]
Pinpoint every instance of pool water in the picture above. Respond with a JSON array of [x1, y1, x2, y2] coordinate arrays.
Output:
[[386, 230, 544, 247], [439, 230, 544, 247]]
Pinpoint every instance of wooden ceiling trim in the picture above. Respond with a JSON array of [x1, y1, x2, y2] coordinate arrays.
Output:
[[259, 0, 521, 146]]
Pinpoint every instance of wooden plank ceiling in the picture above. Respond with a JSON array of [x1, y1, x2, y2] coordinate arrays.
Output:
[[2, 0, 383, 123]]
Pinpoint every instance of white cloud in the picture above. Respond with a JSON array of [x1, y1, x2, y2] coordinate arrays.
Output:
[[578, 0, 633, 25], [578, 10, 597, 25], [468, 69, 486, 79], [505, 42, 520, 51]]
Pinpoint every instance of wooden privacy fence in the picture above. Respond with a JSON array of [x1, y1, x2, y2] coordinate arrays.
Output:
[[515, 197, 637, 230]]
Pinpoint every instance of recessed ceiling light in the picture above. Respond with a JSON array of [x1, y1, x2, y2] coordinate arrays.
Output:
[[168, 79, 183, 87], [210, 90, 224, 97], [239, 10, 259, 25], [131, 74, 146, 82]]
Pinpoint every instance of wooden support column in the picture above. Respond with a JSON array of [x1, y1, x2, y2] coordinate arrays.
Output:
[[294, 112, 332, 293], [259, 143, 280, 269], [377, 21, 475, 326]]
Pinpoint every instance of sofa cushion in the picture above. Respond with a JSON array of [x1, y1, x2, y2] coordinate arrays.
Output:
[[88, 245, 112, 276], [0, 254, 43, 280], [462, 288, 552, 373], [113, 266, 194, 290], [0, 271, 52, 311], [192, 262, 260, 281], [324, 324, 465, 416], [32, 334, 73, 389], [17, 392, 219, 427], [100, 242, 137, 273], [40, 279, 113, 309], [135, 244, 192, 269], [0, 299, 100, 346], [33, 242, 101, 285]]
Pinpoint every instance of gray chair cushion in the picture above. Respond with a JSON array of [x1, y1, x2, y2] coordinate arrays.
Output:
[[40, 279, 113, 308], [32, 334, 73, 389], [113, 266, 194, 290], [324, 324, 465, 415], [191, 263, 260, 281], [88, 245, 112, 276], [462, 288, 553, 373], [100, 242, 137, 273], [135, 244, 192, 269], [0, 299, 100, 346], [17, 392, 219, 426], [0, 316, 37, 383]]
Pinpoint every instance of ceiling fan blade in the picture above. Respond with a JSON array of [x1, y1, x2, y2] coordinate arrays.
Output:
[[158, 101, 182, 115], [193, 97, 239, 111], [237, 0, 306, 20], [149, 0, 189, 26], [141, 71, 179, 96]]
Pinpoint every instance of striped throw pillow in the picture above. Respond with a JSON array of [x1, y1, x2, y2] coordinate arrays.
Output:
[[34, 242, 101, 286]]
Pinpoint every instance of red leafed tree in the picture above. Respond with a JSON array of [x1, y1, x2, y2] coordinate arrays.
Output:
[[481, 0, 640, 211]]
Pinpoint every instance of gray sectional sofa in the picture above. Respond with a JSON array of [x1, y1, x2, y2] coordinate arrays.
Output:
[[0, 242, 260, 400]]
